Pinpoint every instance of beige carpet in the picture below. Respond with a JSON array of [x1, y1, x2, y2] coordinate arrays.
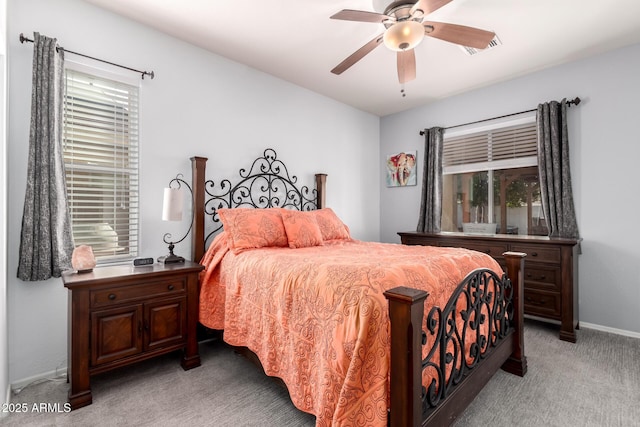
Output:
[[2, 319, 639, 426], [454, 320, 640, 427]]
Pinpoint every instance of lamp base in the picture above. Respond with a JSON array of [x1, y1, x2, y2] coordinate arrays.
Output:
[[157, 253, 185, 264], [158, 241, 186, 264]]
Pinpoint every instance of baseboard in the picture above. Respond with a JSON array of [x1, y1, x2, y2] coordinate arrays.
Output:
[[525, 315, 640, 340], [11, 367, 67, 394], [580, 322, 640, 339]]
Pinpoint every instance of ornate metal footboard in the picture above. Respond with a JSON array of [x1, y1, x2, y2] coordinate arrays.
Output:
[[385, 252, 526, 427]]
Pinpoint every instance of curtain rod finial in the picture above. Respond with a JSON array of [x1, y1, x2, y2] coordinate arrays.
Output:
[[567, 97, 581, 107], [19, 33, 27, 43]]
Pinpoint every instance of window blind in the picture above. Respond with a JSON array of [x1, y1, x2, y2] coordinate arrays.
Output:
[[443, 121, 538, 174], [63, 69, 139, 262]]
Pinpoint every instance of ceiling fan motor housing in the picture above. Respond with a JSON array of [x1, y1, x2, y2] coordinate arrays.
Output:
[[384, 2, 416, 22], [373, 0, 415, 14]]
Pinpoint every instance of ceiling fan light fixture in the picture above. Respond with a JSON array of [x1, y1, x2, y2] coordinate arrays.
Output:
[[383, 20, 425, 51]]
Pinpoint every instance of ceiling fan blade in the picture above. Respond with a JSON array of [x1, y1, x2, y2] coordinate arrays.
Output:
[[423, 21, 495, 49], [331, 33, 384, 75], [397, 49, 416, 84], [330, 9, 392, 23], [410, 0, 453, 16]]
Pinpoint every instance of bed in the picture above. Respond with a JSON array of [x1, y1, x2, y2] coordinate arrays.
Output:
[[188, 149, 527, 427]]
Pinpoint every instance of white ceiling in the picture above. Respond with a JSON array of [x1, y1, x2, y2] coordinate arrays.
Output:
[[83, 0, 640, 116]]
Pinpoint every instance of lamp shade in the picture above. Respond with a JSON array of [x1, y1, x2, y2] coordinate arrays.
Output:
[[162, 188, 183, 221], [383, 20, 425, 51]]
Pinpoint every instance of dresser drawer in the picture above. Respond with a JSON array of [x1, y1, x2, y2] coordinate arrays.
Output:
[[524, 289, 561, 319], [91, 279, 186, 308], [509, 244, 561, 264], [452, 241, 508, 259], [524, 266, 561, 291], [401, 235, 439, 246]]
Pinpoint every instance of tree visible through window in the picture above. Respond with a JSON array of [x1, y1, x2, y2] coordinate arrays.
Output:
[[441, 114, 548, 236], [63, 68, 139, 262]]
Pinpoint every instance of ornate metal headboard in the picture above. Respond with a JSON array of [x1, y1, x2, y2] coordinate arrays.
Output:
[[190, 149, 327, 262]]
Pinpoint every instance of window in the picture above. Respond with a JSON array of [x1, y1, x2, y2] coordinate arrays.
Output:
[[63, 68, 139, 263], [441, 113, 548, 236]]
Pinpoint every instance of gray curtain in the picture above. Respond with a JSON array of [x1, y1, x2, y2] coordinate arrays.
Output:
[[17, 33, 74, 281], [537, 99, 580, 239], [417, 127, 444, 233]]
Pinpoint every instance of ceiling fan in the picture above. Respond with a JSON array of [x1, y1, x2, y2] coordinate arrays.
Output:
[[330, 0, 495, 85]]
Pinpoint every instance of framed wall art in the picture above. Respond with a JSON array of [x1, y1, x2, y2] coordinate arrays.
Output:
[[386, 150, 417, 187]]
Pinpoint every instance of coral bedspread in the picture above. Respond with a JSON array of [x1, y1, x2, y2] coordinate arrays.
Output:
[[199, 233, 502, 427]]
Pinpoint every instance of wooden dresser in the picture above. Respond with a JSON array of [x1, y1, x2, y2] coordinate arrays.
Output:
[[62, 261, 204, 410], [399, 232, 580, 342]]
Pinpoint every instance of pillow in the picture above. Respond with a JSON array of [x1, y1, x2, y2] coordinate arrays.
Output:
[[217, 208, 288, 252], [310, 208, 351, 241], [281, 209, 324, 248]]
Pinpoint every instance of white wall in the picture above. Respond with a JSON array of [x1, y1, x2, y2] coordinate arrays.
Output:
[[6, 0, 379, 384], [380, 43, 640, 336], [0, 0, 9, 410]]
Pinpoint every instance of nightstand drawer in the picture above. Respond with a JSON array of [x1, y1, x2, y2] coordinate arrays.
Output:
[[510, 244, 561, 264], [524, 289, 560, 319], [91, 279, 186, 308]]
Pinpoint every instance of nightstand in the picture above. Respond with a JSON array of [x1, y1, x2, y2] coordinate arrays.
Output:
[[62, 261, 204, 410]]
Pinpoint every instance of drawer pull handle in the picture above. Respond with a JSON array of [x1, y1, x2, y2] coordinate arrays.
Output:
[[526, 274, 547, 281], [484, 249, 491, 254], [168, 285, 174, 291], [108, 294, 116, 300], [531, 252, 538, 257]]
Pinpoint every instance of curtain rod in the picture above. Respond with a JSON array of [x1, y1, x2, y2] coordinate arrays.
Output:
[[419, 97, 581, 135], [19, 33, 155, 80]]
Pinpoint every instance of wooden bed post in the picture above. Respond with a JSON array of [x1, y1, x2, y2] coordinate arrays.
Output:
[[384, 286, 428, 427], [502, 251, 528, 377], [191, 156, 207, 263], [315, 173, 327, 209]]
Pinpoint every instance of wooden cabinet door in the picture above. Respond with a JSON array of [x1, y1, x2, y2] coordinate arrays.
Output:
[[91, 304, 143, 366], [144, 297, 186, 351]]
